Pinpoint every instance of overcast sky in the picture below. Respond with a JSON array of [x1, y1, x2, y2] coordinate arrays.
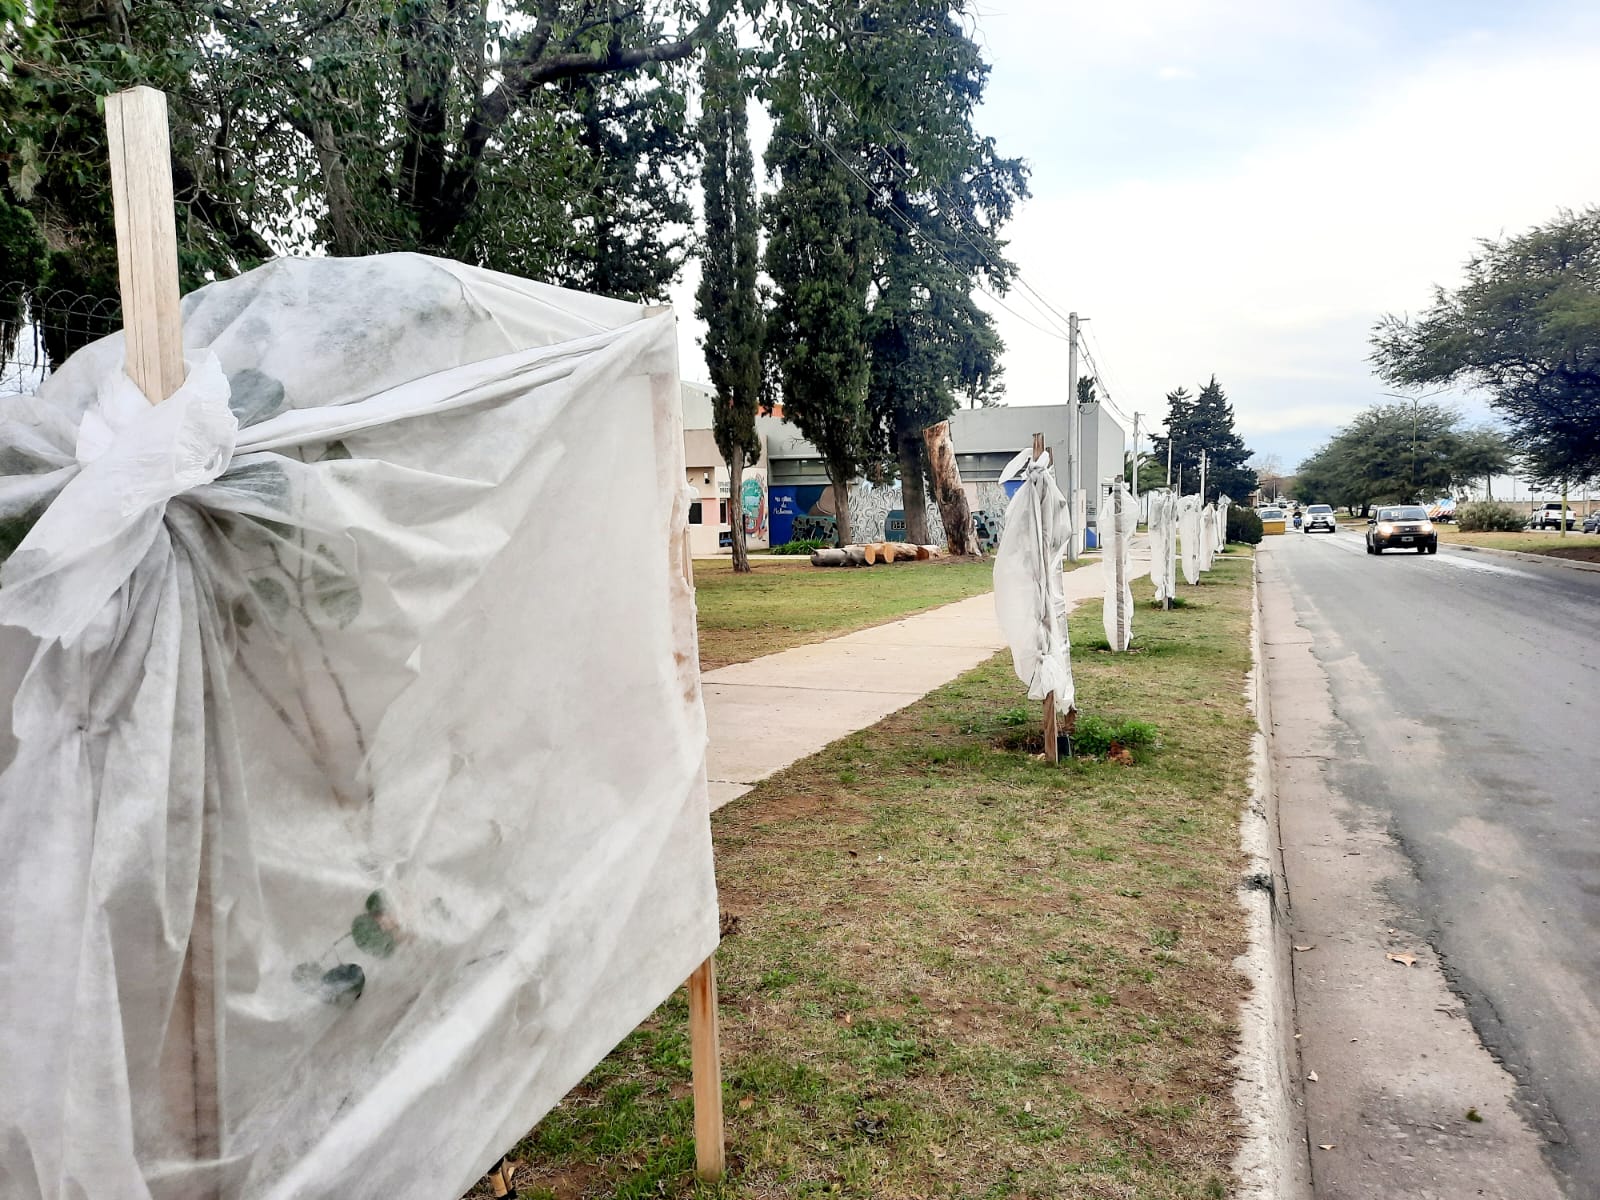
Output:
[[671, 0, 1600, 472]]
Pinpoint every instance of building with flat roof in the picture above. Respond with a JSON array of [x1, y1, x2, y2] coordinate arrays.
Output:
[[681, 383, 1126, 554]]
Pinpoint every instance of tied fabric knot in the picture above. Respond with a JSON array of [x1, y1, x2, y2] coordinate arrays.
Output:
[[0, 353, 236, 646]]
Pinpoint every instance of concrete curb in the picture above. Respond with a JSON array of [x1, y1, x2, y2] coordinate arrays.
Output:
[[1231, 558, 1313, 1200], [1445, 542, 1600, 573]]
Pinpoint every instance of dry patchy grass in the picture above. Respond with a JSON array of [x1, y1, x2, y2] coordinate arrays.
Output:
[[493, 554, 1257, 1200], [693, 558, 999, 669]]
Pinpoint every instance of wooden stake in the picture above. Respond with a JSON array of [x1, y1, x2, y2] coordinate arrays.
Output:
[[106, 85, 220, 1183], [674, 483, 726, 1183], [687, 957, 726, 1181], [106, 86, 185, 404]]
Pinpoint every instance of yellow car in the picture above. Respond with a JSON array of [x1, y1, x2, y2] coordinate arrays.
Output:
[[1258, 507, 1287, 535]]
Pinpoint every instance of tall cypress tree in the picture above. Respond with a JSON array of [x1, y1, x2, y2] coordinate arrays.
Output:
[[763, 67, 875, 546], [695, 31, 764, 571]]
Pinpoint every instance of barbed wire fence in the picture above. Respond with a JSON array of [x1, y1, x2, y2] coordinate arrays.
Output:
[[1, 284, 123, 396]]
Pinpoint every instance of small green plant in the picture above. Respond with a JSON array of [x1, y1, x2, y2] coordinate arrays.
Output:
[[769, 538, 828, 555], [1457, 500, 1524, 532], [996, 705, 1032, 726], [1225, 506, 1264, 545], [1071, 714, 1159, 759]]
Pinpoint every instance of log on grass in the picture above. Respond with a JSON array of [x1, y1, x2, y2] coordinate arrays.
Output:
[[810, 549, 849, 567], [922, 420, 980, 556]]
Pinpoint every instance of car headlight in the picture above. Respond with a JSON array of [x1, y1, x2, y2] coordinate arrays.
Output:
[[1420, 521, 1434, 533], [1377, 522, 1394, 535]]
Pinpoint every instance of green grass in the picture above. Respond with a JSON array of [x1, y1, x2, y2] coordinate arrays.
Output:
[[1437, 528, 1600, 562], [693, 558, 999, 668], [485, 553, 1258, 1200]]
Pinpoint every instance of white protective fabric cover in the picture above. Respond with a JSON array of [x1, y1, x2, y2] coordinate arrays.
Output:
[[1198, 503, 1217, 572], [1178, 494, 1203, 585], [1215, 495, 1232, 553], [1100, 481, 1135, 652], [0, 254, 719, 1200], [1147, 490, 1177, 605], [994, 451, 1074, 710]]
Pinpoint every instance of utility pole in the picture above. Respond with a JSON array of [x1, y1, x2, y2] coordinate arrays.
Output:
[[1066, 311, 1080, 562], [1167, 436, 1174, 495], [1131, 412, 1141, 507], [1200, 449, 1208, 504]]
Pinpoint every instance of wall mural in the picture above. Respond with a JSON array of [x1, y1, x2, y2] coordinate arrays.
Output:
[[740, 472, 767, 541], [771, 479, 1016, 550]]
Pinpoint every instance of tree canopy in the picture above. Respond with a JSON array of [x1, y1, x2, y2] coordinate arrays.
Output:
[[1, 0, 742, 333], [1150, 377, 1255, 502], [1294, 402, 1511, 512], [1371, 207, 1600, 487]]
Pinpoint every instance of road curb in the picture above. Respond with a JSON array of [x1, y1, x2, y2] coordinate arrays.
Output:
[[1445, 542, 1600, 573], [1231, 557, 1313, 1200]]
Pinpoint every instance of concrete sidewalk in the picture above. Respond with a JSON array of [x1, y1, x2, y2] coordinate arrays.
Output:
[[702, 544, 1153, 810]]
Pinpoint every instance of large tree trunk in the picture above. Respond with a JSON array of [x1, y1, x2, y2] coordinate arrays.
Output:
[[922, 420, 979, 556], [727, 450, 750, 573], [896, 426, 930, 545], [829, 471, 853, 547]]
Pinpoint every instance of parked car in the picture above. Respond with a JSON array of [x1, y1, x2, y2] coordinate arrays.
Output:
[[1259, 507, 1287, 535], [1529, 502, 1579, 531], [1366, 505, 1438, 554], [1585, 511, 1600, 534], [1302, 504, 1337, 533]]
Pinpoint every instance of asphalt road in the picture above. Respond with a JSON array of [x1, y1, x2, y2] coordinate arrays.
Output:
[[1264, 529, 1600, 1197]]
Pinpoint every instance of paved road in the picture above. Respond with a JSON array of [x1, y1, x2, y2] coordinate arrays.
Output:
[[1262, 530, 1600, 1197]]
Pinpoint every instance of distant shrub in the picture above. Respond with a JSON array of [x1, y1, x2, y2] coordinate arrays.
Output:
[[770, 538, 827, 555], [1226, 506, 1264, 545], [1457, 500, 1524, 532]]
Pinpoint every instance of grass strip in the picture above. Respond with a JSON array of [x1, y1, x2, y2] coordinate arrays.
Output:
[[495, 552, 1256, 1200], [1437, 528, 1600, 563], [693, 559, 999, 669]]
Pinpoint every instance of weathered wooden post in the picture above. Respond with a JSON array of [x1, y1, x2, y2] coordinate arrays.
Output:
[[106, 84, 222, 1180]]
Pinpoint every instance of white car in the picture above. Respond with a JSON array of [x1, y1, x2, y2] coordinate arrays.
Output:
[[1302, 504, 1336, 533], [1529, 503, 1579, 531]]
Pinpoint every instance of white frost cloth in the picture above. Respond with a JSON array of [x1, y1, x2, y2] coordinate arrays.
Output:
[[1147, 490, 1178, 605], [1179, 494, 1203, 585], [1215, 495, 1231, 553], [1100, 481, 1135, 652], [1198, 503, 1217, 573], [0, 254, 718, 1200], [994, 452, 1074, 710]]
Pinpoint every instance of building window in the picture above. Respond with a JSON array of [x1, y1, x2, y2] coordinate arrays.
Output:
[[689, 501, 703, 525], [719, 500, 728, 524]]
